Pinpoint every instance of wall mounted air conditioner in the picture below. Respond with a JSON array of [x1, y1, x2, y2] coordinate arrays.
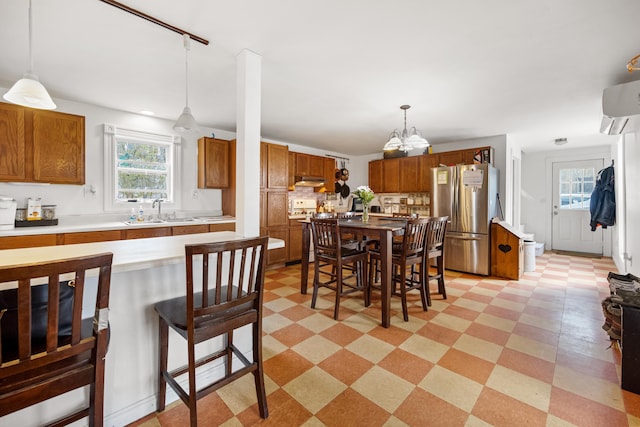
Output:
[[601, 79, 640, 134]]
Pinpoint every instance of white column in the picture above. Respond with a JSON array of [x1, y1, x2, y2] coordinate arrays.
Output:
[[235, 49, 262, 237]]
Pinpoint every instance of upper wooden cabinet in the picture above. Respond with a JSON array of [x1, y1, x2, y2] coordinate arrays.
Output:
[[197, 137, 230, 188], [323, 157, 336, 193], [0, 102, 85, 184], [368, 146, 492, 194], [382, 158, 400, 193], [295, 153, 324, 177], [399, 156, 420, 192], [263, 142, 289, 189], [368, 160, 383, 193]]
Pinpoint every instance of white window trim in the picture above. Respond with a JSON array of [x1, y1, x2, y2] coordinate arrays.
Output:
[[103, 123, 182, 213]]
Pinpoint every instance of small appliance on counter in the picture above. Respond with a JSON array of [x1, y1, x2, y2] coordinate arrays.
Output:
[[14, 199, 59, 227], [0, 196, 18, 230]]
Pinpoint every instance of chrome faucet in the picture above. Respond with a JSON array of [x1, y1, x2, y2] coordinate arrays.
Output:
[[152, 199, 163, 219]]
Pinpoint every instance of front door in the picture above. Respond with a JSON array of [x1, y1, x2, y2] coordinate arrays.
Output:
[[551, 159, 604, 254]]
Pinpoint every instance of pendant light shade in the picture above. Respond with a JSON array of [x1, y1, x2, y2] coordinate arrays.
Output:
[[383, 105, 429, 152], [3, 0, 56, 110], [173, 34, 198, 132]]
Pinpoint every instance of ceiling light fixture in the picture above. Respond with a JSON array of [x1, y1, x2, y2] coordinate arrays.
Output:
[[383, 105, 429, 152], [3, 0, 56, 110], [173, 34, 199, 133]]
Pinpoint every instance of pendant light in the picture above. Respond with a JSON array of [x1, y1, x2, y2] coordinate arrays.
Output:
[[383, 105, 429, 152], [173, 34, 198, 132], [3, 0, 56, 110]]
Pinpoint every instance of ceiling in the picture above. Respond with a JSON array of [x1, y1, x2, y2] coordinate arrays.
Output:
[[1, 0, 639, 155]]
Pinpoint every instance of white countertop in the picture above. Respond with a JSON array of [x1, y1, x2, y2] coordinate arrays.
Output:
[[0, 214, 236, 237], [0, 231, 284, 274]]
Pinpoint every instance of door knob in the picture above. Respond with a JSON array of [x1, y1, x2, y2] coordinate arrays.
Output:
[[553, 211, 558, 215]]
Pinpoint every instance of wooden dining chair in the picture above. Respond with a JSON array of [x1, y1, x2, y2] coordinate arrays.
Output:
[[368, 217, 431, 321], [310, 217, 369, 320], [426, 216, 449, 302], [0, 252, 114, 427], [155, 236, 269, 427]]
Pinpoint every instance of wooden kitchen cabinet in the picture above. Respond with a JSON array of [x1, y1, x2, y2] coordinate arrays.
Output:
[[266, 191, 288, 228], [288, 219, 304, 262], [264, 142, 289, 189], [419, 154, 437, 193], [0, 102, 85, 184], [125, 227, 172, 240], [209, 223, 235, 232], [437, 150, 465, 166], [288, 151, 296, 189], [368, 160, 383, 193], [172, 224, 210, 236], [399, 156, 420, 192], [295, 153, 324, 177], [197, 137, 230, 188], [382, 158, 400, 193], [0, 102, 26, 181], [323, 157, 336, 193], [267, 227, 288, 266], [0, 234, 58, 249], [60, 230, 123, 244]]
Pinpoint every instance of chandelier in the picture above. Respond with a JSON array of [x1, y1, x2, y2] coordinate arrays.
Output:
[[383, 105, 429, 152]]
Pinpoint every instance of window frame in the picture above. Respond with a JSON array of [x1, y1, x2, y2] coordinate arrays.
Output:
[[103, 124, 182, 213]]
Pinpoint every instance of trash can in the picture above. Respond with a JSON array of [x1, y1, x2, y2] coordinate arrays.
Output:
[[523, 241, 536, 272]]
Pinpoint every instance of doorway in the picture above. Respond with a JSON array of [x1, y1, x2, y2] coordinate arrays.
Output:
[[551, 159, 604, 254]]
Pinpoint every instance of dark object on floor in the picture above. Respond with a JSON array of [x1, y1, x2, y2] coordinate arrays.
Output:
[[155, 236, 269, 426]]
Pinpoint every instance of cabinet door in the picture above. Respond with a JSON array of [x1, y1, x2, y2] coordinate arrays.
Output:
[[288, 222, 303, 262], [266, 143, 288, 189], [32, 110, 85, 184], [399, 156, 420, 192], [62, 230, 123, 244], [125, 227, 172, 239], [368, 160, 383, 193], [260, 142, 268, 189], [267, 227, 288, 266], [197, 137, 229, 188], [266, 191, 288, 227], [0, 234, 57, 249], [295, 153, 310, 176], [323, 157, 336, 193], [418, 154, 437, 193], [309, 155, 324, 176], [288, 152, 296, 189], [437, 150, 464, 166], [0, 102, 26, 181], [382, 158, 400, 193], [172, 224, 210, 235]]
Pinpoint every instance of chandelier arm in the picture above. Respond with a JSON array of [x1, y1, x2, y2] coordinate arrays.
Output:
[[628, 54, 640, 72]]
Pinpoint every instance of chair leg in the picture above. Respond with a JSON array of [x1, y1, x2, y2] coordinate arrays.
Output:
[[188, 339, 198, 426], [311, 260, 321, 309], [361, 258, 370, 307], [252, 322, 269, 418], [418, 261, 429, 311], [226, 331, 234, 376], [437, 255, 447, 299], [399, 268, 409, 322], [334, 262, 343, 320], [157, 317, 168, 412]]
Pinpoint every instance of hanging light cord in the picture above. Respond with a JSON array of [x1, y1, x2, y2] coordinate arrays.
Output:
[[183, 34, 190, 108], [27, 0, 34, 75]]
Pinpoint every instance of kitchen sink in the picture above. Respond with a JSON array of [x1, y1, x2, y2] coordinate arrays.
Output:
[[123, 219, 166, 225]]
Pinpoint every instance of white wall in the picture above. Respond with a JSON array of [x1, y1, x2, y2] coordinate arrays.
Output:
[[521, 144, 614, 253], [620, 131, 639, 275]]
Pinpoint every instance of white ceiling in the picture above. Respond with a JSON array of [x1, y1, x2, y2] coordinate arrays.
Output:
[[1, 0, 639, 155]]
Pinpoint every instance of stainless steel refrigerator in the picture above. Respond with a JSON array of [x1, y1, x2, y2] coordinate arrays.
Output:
[[431, 163, 498, 275]]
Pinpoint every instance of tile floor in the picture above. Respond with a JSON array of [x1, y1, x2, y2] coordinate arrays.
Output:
[[128, 252, 640, 426]]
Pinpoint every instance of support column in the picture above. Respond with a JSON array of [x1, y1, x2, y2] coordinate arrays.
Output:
[[235, 49, 262, 237]]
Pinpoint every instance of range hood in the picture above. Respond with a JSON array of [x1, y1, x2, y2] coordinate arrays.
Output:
[[294, 175, 325, 187], [600, 79, 640, 135]]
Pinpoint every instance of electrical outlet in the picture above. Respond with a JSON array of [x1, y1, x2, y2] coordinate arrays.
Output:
[[191, 189, 199, 199]]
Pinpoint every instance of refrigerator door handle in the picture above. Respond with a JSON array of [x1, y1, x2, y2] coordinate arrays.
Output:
[[447, 235, 484, 241]]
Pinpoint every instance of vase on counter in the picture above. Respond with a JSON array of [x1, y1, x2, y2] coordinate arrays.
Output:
[[362, 204, 369, 222]]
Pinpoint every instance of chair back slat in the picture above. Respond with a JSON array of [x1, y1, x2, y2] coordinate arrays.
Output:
[[427, 216, 449, 250], [185, 237, 268, 330], [310, 218, 341, 258], [402, 218, 431, 257]]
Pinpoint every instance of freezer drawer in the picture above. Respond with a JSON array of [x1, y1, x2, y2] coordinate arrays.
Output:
[[444, 232, 490, 275]]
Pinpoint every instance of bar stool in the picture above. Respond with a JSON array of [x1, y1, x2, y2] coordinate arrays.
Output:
[[310, 217, 369, 320], [0, 252, 114, 427], [368, 217, 431, 321], [155, 236, 269, 426]]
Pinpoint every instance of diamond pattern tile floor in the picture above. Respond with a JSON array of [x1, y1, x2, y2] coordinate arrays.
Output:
[[128, 252, 640, 426]]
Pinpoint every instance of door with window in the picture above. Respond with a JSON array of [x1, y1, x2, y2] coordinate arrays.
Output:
[[552, 159, 603, 254]]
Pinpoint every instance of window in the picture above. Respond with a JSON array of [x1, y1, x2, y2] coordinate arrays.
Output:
[[558, 166, 595, 210], [104, 124, 181, 211]]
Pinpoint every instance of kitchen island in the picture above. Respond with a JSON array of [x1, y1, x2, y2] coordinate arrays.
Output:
[[0, 231, 283, 427]]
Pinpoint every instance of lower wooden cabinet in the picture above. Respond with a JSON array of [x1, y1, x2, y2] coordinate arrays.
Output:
[[266, 227, 288, 266], [0, 234, 58, 250], [61, 230, 124, 244], [172, 224, 210, 236], [125, 227, 172, 240], [288, 220, 303, 262]]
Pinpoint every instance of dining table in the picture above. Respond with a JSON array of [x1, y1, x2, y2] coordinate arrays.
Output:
[[299, 216, 406, 328]]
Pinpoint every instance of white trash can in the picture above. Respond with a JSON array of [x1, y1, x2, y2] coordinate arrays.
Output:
[[524, 241, 536, 272]]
